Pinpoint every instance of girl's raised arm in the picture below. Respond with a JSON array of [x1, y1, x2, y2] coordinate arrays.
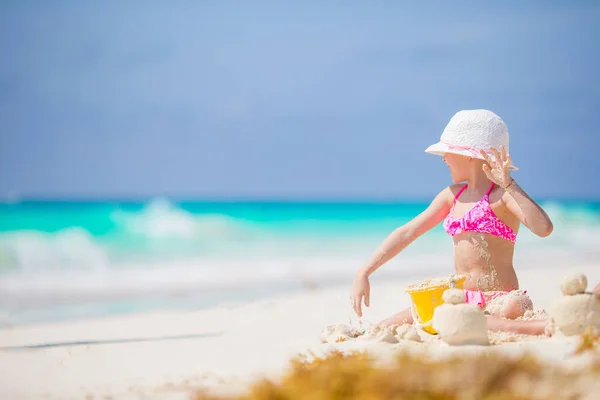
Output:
[[480, 146, 553, 238]]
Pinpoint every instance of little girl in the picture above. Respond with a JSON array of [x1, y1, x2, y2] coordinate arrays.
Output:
[[350, 109, 553, 335]]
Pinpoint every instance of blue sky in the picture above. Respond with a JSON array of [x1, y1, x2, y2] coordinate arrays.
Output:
[[1, 1, 599, 200]]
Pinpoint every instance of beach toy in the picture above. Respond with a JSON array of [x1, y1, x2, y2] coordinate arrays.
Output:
[[405, 274, 467, 335]]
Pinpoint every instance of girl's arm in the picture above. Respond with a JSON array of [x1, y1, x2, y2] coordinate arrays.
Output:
[[351, 187, 453, 317], [357, 187, 453, 277], [502, 180, 553, 237], [480, 146, 553, 238]]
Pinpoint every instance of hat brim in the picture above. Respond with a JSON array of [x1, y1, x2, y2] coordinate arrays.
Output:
[[425, 142, 519, 171]]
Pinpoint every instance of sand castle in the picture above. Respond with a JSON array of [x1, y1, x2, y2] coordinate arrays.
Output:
[[432, 288, 489, 346], [548, 273, 600, 336]]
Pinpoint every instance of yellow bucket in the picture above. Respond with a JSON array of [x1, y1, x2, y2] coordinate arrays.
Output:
[[404, 275, 467, 334]]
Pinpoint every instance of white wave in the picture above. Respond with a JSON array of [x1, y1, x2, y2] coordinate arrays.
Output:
[[0, 242, 586, 313], [1, 200, 598, 273], [516, 202, 600, 252], [110, 198, 253, 239], [0, 228, 109, 272], [0, 254, 452, 309]]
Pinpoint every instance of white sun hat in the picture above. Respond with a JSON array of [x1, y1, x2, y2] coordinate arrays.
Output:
[[425, 109, 518, 170]]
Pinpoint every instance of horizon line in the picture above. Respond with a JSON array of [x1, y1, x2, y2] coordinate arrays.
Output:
[[2, 194, 600, 205]]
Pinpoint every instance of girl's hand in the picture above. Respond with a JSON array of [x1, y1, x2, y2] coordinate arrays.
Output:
[[480, 145, 514, 189], [351, 272, 370, 317]]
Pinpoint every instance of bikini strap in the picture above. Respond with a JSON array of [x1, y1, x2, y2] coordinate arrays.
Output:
[[454, 184, 468, 203], [485, 182, 495, 196]]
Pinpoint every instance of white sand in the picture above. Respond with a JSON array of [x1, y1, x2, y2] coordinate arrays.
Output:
[[1, 264, 599, 399]]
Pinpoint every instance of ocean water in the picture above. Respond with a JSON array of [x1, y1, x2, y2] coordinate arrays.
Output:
[[1, 199, 599, 325]]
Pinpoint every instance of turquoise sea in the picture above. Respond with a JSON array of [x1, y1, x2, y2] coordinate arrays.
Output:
[[1, 199, 599, 325]]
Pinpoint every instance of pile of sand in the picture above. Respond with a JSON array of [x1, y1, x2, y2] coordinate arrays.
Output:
[[404, 274, 466, 292], [320, 323, 423, 345]]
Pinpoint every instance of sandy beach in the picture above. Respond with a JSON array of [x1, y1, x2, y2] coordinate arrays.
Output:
[[1, 262, 599, 399], [2, 1, 598, 399]]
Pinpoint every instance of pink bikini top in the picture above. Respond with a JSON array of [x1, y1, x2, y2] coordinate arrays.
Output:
[[443, 183, 517, 243]]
